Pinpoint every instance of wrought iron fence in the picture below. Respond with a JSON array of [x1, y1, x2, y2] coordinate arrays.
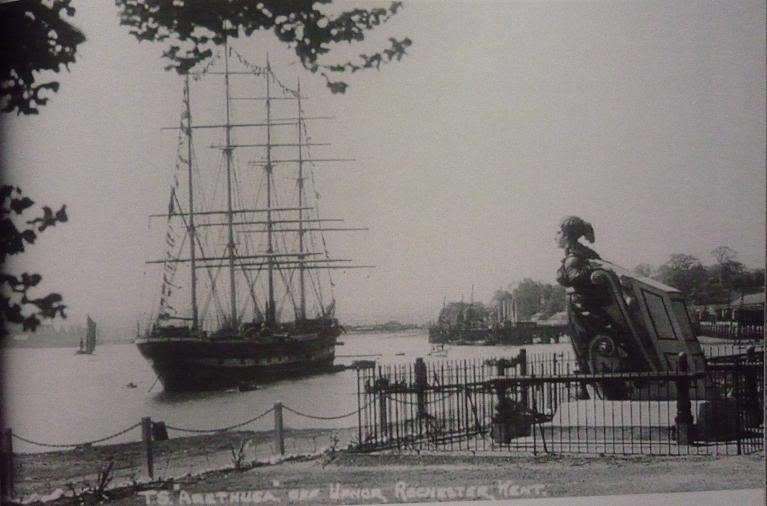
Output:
[[699, 321, 764, 340], [355, 350, 763, 456]]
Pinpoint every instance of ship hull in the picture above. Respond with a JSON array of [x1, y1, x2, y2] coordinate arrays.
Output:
[[136, 331, 339, 391]]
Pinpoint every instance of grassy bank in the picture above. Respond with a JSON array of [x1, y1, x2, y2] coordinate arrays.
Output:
[[11, 427, 357, 502], [9, 430, 763, 504], [109, 451, 763, 504]]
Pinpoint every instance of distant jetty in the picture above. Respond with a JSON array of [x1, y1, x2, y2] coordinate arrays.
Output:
[[344, 321, 422, 334]]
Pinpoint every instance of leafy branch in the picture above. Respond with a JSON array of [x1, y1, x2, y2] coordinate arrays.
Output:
[[0, 0, 85, 114], [115, 0, 412, 93], [1, 185, 68, 337]]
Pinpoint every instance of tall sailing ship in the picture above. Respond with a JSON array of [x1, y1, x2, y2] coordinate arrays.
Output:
[[136, 46, 369, 392]]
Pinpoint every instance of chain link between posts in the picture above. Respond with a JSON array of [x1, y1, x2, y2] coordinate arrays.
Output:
[[9, 401, 372, 446], [11, 422, 142, 449]]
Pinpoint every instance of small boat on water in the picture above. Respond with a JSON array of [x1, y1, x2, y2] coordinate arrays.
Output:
[[428, 344, 448, 357], [237, 381, 259, 392], [75, 316, 97, 355]]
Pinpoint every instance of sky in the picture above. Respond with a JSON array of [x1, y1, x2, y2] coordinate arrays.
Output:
[[2, 0, 765, 331]]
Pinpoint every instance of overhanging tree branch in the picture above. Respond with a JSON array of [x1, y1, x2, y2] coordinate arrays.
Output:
[[115, 0, 412, 93]]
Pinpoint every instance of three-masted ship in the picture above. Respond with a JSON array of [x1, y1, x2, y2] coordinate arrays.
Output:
[[136, 45, 368, 392]]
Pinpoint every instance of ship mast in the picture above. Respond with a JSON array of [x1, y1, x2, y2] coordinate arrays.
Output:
[[296, 79, 306, 321], [265, 57, 276, 325], [224, 37, 238, 327], [151, 51, 373, 329], [184, 74, 199, 330]]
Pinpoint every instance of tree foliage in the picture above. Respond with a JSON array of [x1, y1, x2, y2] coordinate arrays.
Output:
[[114, 0, 412, 93], [511, 279, 565, 320], [655, 254, 707, 301], [633, 263, 655, 278], [0, 0, 85, 114], [709, 246, 744, 296], [646, 247, 762, 305], [1, 186, 68, 337]]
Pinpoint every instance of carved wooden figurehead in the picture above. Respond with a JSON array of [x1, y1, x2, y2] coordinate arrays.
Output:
[[556, 217, 708, 401]]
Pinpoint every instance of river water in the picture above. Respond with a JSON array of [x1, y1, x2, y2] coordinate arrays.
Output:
[[2, 331, 571, 453]]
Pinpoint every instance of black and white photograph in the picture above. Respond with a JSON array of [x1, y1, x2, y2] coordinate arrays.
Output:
[[0, 1, 764, 504]]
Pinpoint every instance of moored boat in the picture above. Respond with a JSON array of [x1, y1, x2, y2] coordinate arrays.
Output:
[[136, 43, 368, 392]]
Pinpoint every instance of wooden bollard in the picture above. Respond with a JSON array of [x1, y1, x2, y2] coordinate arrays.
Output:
[[674, 353, 694, 445], [274, 402, 285, 456], [1, 428, 14, 500], [141, 417, 154, 479]]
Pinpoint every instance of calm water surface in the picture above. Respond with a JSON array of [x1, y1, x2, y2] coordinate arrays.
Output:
[[3, 331, 570, 452]]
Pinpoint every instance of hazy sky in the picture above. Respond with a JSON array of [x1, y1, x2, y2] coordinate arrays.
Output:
[[3, 1, 765, 329]]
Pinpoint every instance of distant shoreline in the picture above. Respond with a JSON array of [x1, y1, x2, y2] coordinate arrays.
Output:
[[3, 326, 427, 348], [1, 338, 134, 349]]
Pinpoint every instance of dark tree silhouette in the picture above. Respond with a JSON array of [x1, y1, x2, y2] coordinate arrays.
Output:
[[1, 2, 78, 337], [1, 186, 68, 337], [511, 279, 564, 320], [0, 0, 85, 115], [655, 254, 707, 303], [115, 0, 412, 93]]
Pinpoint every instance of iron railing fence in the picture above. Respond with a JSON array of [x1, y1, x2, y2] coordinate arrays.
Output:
[[700, 340, 764, 361], [698, 321, 764, 340], [355, 351, 763, 456]]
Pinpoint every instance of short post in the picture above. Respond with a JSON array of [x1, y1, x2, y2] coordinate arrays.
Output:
[[273, 402, 285, 456], [141, 417, 154, 480], [414, 358, 428, 438], [1, 428, 14, 501], [356, 368, 363, 449], [674, 353, 694, 445], [378, 393, 388, 438], [734, 356, 742, 455], [744, 345, 761, 427], [551, 354, 559, 412], [414, 358, 427, 417], [494, 360, 507, 406], [518, 348, 529, 410]]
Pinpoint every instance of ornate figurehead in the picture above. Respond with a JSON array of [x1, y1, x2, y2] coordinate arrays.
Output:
[[556, 216, 600, 289], [556, 217, 629, 387]]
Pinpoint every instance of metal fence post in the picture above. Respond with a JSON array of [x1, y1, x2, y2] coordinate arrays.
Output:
[[356, 368, 363, 449], [519, 349, 529, 410], [274, 402, 285, 456], [1, 428, 13, 501], [551, 354, 559, 412], [378, 391, 388, 439], [734, 357, 742, 455], [674, 353, 694, 445], [141, 417, 154, 479], [744, 346, 761, 431], [415, 357, 427, 421]]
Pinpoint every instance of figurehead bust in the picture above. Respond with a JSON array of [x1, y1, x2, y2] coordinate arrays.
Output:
[[556, 216, 600, 289], [556, 215, 596, 252]]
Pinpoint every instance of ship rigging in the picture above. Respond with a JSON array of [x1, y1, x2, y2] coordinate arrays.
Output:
[[136, 43, 371, 391]]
